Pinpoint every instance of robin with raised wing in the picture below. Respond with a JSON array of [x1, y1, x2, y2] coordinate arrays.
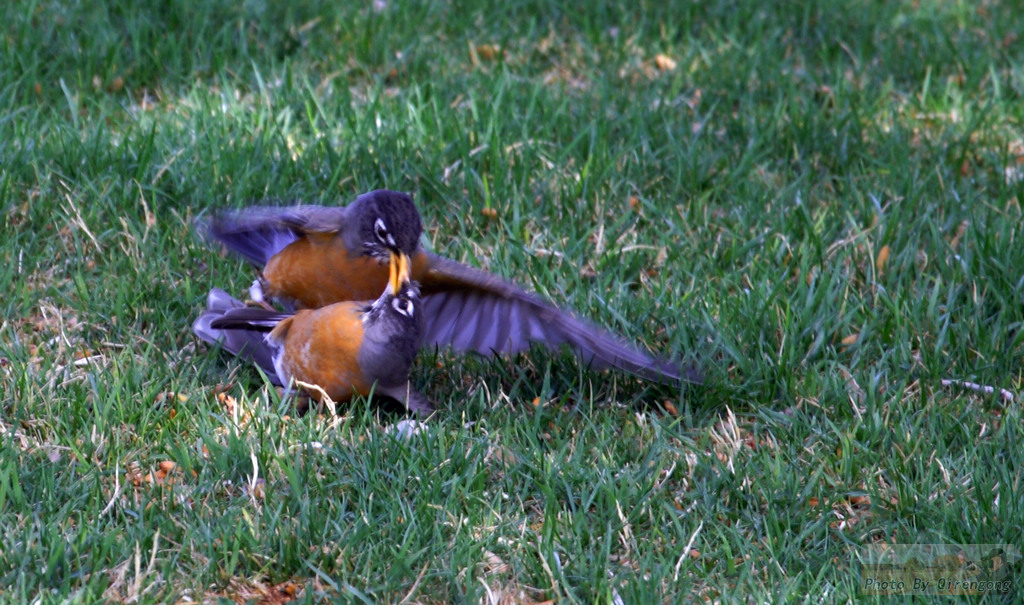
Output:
[[200, 189, 702, 386], [192, 250, 433, 417]]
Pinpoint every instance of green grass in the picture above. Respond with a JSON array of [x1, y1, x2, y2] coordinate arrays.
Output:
[[2, 0, 1023, 602]]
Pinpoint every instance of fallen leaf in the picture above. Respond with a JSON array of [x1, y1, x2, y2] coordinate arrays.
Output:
[[848, 494, 870, 507], [875, 245, 890, 273], [654, 54, 677, 72], [948, 220, 968, 250], [280, 582, 298, 597], [475, 44, 500, 61], [154, 391, 188, 407], [217, 392, 238, 414], [247, 479, 265, 500]]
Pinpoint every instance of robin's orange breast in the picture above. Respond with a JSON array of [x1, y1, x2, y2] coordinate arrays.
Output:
[[274, 302, 372, 401], [263, 234, 391, 308], [264, 241, 434, 309]]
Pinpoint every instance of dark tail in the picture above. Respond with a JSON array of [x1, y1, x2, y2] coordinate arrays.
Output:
[[192, 288, 284, 382]]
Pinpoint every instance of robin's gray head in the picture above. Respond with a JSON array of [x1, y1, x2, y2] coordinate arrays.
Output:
[[350, 190, 423, 261], [359, 251, 423, 386]]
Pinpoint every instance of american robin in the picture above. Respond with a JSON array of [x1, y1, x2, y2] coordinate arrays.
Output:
[[192, 250, 433, 417], [201, 189, 702, 385]]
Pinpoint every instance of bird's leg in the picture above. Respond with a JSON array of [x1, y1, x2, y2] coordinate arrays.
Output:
[[403, 386, 436, 419], [245, 298, 278, 311]]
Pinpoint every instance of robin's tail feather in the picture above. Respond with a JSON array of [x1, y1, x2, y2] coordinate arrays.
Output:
[[192, 288, 283, 382], [199, 212, 301, 267]]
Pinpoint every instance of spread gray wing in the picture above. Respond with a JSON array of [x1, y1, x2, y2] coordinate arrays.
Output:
[[418, 254, 701, 386], [199, 206, 349, 266]]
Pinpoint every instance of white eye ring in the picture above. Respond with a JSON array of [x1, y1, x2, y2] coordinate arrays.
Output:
[[392, 297, 414, 317], [374, 218, 389, 242]]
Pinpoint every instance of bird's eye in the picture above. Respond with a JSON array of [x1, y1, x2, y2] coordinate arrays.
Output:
[[392, 297, 414, 317], [374, 217, 390, 241]]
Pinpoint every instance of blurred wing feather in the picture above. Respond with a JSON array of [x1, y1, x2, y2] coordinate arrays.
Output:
[[200, 206, 349, 266], [418, 255, 700, 385]]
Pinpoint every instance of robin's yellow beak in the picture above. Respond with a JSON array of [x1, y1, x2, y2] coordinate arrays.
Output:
[[388, 251, 412, 295]]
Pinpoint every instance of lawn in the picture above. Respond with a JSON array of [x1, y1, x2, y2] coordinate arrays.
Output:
[[1, 0, 1022, 602]]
